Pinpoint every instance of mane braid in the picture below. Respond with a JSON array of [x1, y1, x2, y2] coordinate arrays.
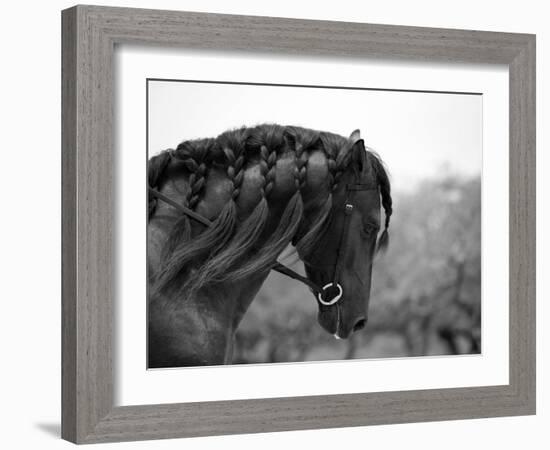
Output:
[[223, 126, 304, 281], [188, 128, 270, 291], [368, 150, 393, 252], [157, 140, 210, 261], [287, 127, 334, 258], [147, 151, 172, 219], [148, 124, 392, 298], [291, 131, 352, 258], [154, 138, 237, 296]]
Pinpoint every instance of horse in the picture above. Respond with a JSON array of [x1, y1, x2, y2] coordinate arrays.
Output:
[[147, 124, 392, 368]]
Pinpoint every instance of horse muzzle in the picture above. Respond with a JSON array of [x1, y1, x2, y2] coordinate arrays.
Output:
[[317, 300, 368, 339]]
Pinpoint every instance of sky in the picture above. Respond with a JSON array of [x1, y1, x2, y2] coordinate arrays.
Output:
[[148, 80, 482, 193]]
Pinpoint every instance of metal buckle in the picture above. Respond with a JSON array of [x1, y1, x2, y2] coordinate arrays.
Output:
[[317, 282, 343, 306]]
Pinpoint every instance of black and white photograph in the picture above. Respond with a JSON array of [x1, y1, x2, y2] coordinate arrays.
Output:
[[147, 79, 482, 368], [1, 0, 543, 447]]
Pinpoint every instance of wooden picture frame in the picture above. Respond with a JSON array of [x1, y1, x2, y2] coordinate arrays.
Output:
[[61, 5, 536, 443]]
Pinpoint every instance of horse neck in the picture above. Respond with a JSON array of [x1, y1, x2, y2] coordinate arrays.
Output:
[[148, 238, 271, 367]]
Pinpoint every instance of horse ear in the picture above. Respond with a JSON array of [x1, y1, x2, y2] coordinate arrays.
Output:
[[349, 129, 361, 143], [351, 138, 369, 174]]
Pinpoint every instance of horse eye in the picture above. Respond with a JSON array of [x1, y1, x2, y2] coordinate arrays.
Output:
[[362, 223, 378, 237]]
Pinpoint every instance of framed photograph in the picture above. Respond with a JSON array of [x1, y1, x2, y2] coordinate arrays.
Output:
[[61, 5, 536, 444]]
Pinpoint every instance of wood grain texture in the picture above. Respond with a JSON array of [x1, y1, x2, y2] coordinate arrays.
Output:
[[508, 37, 536, 410], [61, 7, 77, 443], [61, 4, 536, 444]]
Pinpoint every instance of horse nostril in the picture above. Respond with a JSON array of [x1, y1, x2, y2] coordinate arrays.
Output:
[[353, 318, 367, 332]]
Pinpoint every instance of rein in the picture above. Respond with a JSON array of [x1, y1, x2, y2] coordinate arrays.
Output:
[[149, 183, 375, 305]]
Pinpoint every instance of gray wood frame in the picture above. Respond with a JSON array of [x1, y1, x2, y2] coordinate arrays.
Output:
[[61, 5, 536, 444]]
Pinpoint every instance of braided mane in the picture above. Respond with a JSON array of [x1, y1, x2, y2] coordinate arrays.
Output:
[[148, 124, 392, 298]]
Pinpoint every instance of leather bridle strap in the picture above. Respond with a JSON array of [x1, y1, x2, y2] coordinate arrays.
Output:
[[149, 187, 212, 227], [270, 262, 322, 295], [148, 186, 323, 295], [315, 185, 357, 306], [333, 189, 356, 288]]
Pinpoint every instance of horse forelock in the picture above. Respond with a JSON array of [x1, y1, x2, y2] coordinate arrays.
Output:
[[148, 124, 391, 299]]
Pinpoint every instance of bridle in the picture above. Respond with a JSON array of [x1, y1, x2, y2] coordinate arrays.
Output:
[[305, 183, 378, 306], [148, 182, 378, 306]]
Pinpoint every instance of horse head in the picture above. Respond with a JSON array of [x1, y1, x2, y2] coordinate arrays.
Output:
[[298, 130, 392, 339]]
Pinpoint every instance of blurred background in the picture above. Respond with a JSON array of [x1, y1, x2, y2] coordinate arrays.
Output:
[[233, 174, 481, 363]]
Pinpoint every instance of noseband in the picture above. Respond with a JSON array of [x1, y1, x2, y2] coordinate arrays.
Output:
[[148, 182, 378, 306]]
